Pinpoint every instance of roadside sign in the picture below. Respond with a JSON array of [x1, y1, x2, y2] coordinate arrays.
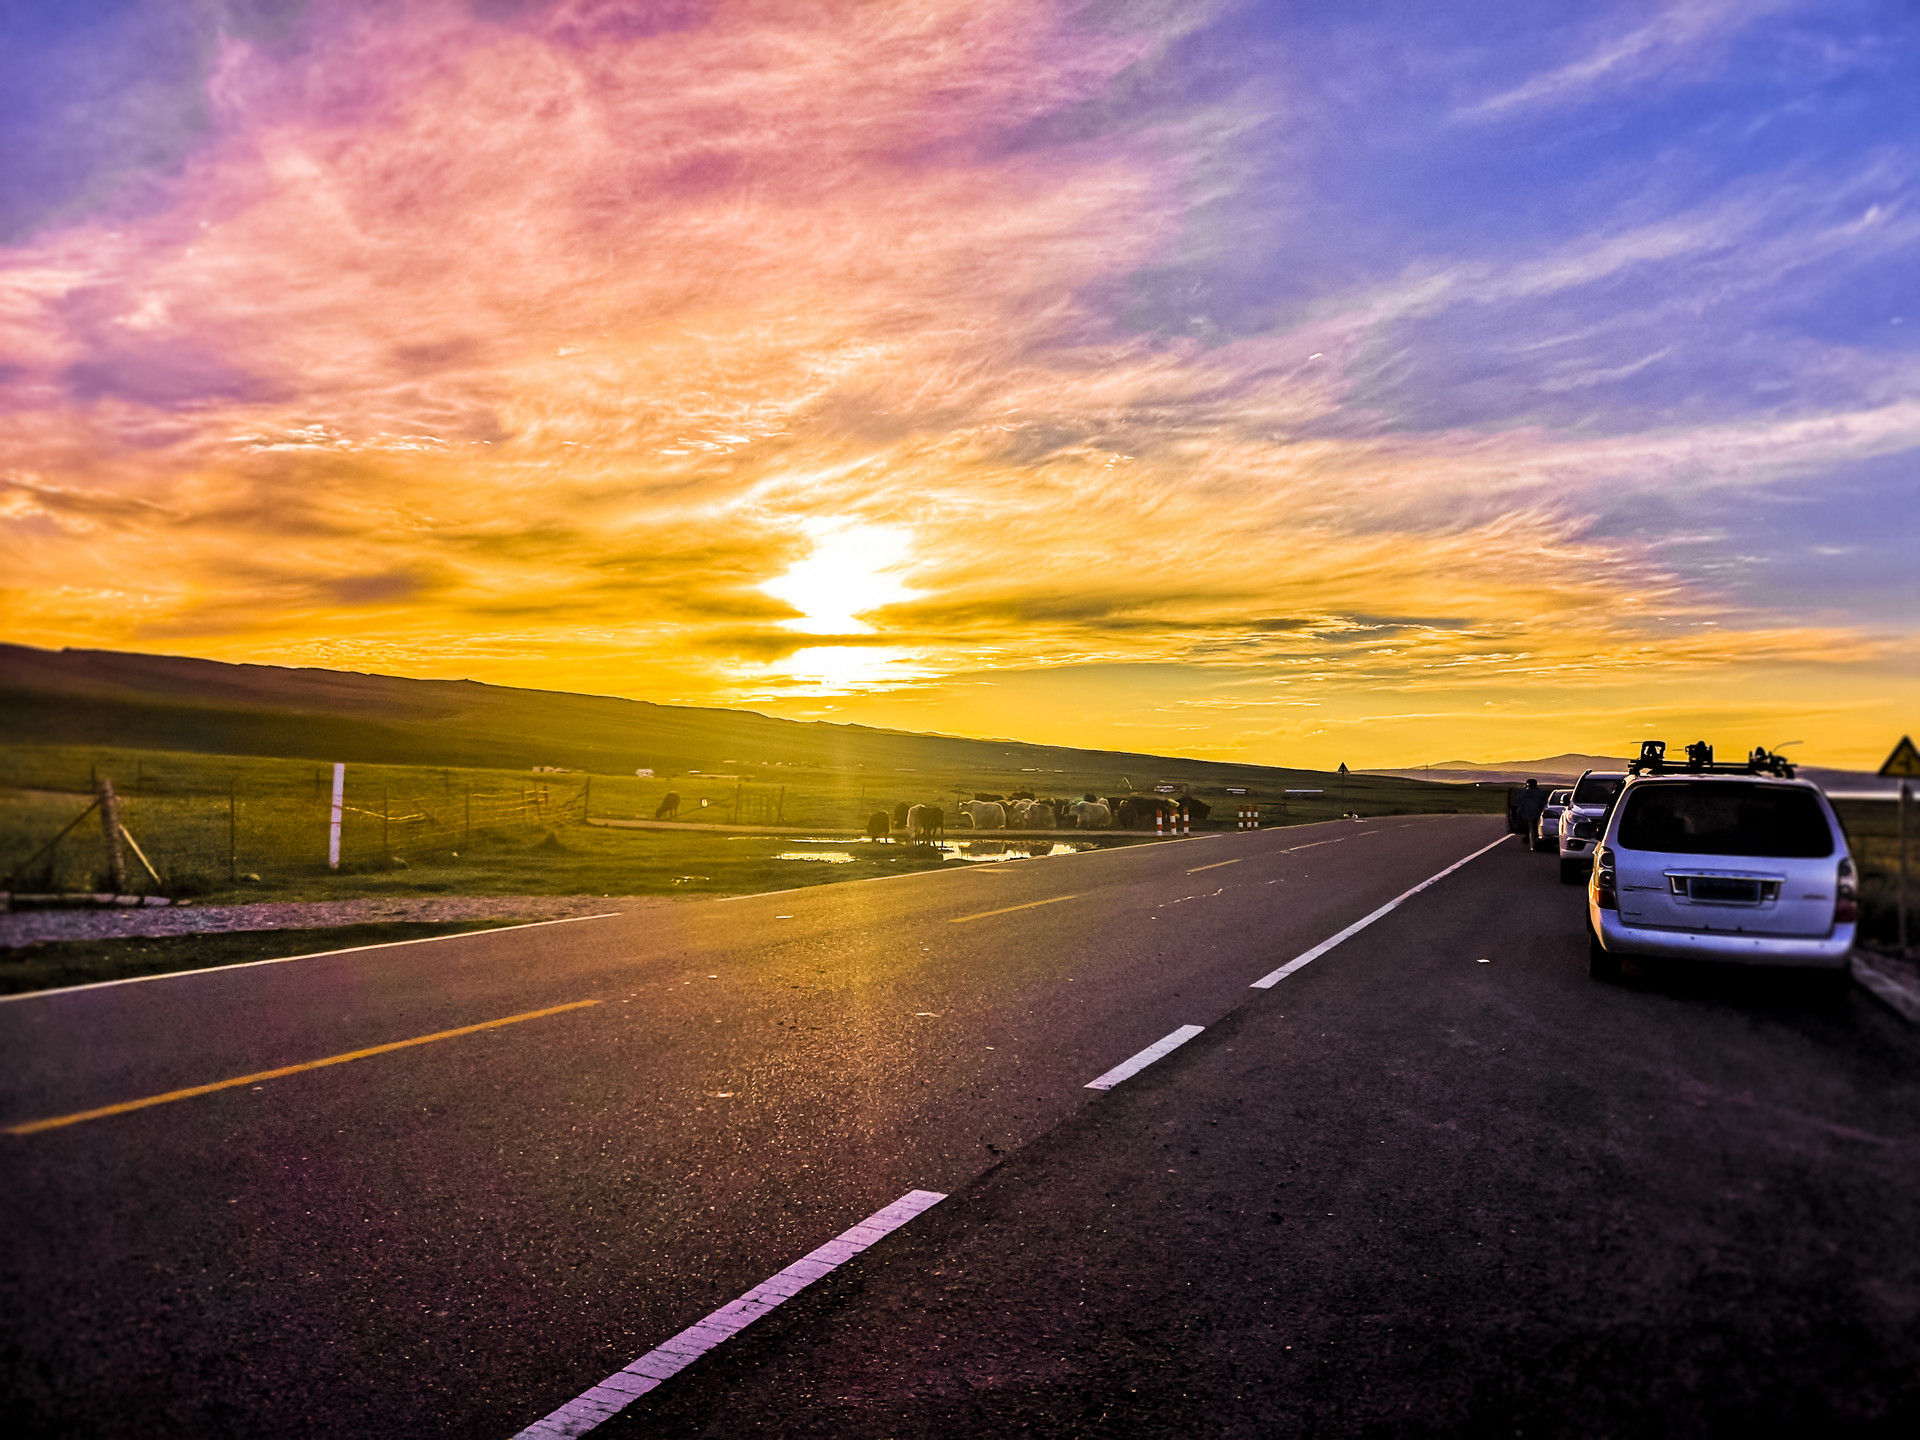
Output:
[[1881, 736, 1920, 778]]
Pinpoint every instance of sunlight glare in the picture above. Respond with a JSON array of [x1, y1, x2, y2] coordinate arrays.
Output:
[[760, 520, 919, 635]]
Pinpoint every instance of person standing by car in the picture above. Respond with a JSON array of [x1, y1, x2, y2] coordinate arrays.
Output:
[[1513, 779, 1548, 844]]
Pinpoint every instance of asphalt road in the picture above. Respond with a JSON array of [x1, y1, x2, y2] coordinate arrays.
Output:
[[3, 815, 1916, 1437]]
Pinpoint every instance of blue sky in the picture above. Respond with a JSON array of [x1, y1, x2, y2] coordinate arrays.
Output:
[[1, 0, 1914, 766]]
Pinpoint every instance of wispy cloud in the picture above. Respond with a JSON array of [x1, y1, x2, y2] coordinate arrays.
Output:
[[1459, 0, 1776, 118], [0, 0, 1913, 768]]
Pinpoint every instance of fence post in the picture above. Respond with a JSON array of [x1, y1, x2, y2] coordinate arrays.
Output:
[[777, 785, 786, 824], [329, 764, 345, 870], [733, 780, 742, 824], [383, 785, 391, 865], [465, 790, 471, 848], [228, 778, 237, 883], [1901, 780, 1911, 957], [97, 777, 127, 894], [583, 775, 591, 825]]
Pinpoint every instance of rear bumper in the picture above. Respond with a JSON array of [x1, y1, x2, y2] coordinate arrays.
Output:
[[1592, 905, 1854, 968]]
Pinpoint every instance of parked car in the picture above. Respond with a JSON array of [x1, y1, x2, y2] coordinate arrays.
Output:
[[1534, 788, 1571, 852], [1559, 769, 1627, 882], [1587, 770, 1855, 989]]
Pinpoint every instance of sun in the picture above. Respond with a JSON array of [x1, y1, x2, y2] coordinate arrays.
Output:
[[759, 520, 920, 635]]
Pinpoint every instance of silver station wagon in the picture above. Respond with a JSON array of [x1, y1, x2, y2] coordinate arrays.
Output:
[[1587, 753, 1856, 986]]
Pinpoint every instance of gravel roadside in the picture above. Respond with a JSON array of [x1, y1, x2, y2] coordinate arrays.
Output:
[[0, 894, 654, 949]]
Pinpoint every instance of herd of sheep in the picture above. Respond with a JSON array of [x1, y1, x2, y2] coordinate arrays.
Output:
[[865, 792, 1213, 841]]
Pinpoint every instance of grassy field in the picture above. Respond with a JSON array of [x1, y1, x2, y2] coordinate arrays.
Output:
[[0, 741, 1504, 906], [1832, 798, 1918, 952]]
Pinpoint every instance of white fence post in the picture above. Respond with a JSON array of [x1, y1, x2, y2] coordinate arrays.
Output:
[[328, 763, 345, 870]]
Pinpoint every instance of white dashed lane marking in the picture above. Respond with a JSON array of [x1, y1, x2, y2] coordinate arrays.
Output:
[[514, 1190, 947, 1438], [1084, 1024, 1206, 1090], [1250, 834, 1512, 988]]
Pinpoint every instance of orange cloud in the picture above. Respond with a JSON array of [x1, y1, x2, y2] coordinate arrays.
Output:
[[0, 0, 1911, 770]]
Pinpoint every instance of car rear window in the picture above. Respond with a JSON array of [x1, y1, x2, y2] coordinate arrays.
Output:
[[1616, 782, 1834, 858], [1572, 775, 1622, 806]]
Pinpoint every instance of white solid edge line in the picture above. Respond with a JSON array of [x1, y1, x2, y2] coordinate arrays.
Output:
[[0, 911, 625, 1005], [1084, 1023, 1206, 1091], [514, 1189, 947, 1439], [1250, 834, 1512, 988]]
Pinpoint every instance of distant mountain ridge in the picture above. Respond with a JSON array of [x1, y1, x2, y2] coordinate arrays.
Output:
[[1362, 754, 1631, 784], [0, 643, 1347, 786]]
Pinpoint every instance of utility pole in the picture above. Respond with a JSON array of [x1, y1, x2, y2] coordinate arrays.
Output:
[[734, 779, 743, 824], [97, 776, 127, 894], [465, 789, 471, 848], [583, 774, 592, 825], [228, 778, 237, 884], [383, 785, 391, 866]]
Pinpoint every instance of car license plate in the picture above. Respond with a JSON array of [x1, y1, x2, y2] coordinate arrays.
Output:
[[1686, 877, 1761, 904]]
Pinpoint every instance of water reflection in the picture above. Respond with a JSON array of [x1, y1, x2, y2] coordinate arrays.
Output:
[[937, 840, 1092, 862], [770, 837, 1099, 864]]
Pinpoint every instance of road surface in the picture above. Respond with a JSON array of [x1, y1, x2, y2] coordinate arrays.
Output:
[[3, 814, 1915, 1437]]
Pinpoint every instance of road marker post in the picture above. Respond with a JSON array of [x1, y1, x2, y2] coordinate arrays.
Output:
[[327, 763, 345, 870]]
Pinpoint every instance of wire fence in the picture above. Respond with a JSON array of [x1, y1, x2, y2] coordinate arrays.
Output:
[[1, 774, 596, 897]]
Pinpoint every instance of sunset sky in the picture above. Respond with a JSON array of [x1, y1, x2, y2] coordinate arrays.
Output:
[[2, 0, 1915, 769]]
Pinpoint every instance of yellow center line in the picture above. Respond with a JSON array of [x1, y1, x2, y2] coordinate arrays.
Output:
[[949, 893, 1084, 924], [1187, 859, 1242, 873], [5, 999, 600, 1137]]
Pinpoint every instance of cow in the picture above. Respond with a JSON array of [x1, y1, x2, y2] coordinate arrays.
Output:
[[959, 799, 1006, 829], [1007, 798, 1033, 827], [892, 801, 910, 828], [1178, 795, 1212, 824], [654, 792, 682, 820], [866, 810, 891, 840], [907, 804, 945, 842], [1027, 800, 1055, 830], [1067, 799, 1111, 829]]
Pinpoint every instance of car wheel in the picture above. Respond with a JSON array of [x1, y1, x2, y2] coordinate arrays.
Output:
[[1588, 928, 1621, 982], [1559, 858, 1584, 885]]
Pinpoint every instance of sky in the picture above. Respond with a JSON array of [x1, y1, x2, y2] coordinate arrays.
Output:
[[1, 0, 1915, 770]]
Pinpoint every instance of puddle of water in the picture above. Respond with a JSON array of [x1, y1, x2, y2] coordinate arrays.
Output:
[[774, 851, 856, 864], [938, 841, 1094, 862]]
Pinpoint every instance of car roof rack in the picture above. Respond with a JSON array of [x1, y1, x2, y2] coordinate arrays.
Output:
[[1627, 740, 1796, 779]]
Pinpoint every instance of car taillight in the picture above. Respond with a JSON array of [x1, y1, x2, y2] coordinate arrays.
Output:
[[1835, 857, 1857, 925], [1593, 846, 1617, 910]]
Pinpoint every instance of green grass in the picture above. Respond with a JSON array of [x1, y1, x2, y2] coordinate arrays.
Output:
[[0, 741, 1504, 906], [1832, 798, 1918, 950], [0, 921, 520, 996]]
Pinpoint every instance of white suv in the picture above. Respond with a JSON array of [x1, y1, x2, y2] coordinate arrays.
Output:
[[1559, 769, 1626, 883], [1586, 770, 1856, 988], [1534, 787, 1572, 852]]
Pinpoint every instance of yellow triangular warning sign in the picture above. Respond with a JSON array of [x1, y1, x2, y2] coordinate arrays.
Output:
[[1880, 736, 1920, 777]]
